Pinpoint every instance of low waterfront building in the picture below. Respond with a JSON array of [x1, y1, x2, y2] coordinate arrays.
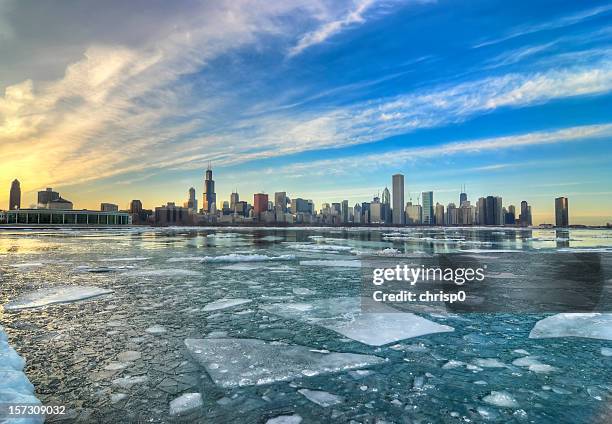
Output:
[[4, 209, 131, 225]]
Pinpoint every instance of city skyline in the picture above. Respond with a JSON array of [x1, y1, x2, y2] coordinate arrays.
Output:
[[1, 1, 611, 224]]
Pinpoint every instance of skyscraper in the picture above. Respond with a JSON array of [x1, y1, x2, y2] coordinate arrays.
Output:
[[130, 200, 143, 214], [459, 190, 467, 207], [392, 174, 405, 225], [274, 192, 287, 213], [422, 191, 434, 225], [381, 187, 391, 223], [555, 197, 569, 227], [519, 201, 532, 226], [202, 166, 216, 213], [230, 191, 239, 210], [435, 203, 445, 226], [186, 187, 198, 212], [341, 200, 349, 223], [9, 179, 20, 210], [253, 193, 268, 214]]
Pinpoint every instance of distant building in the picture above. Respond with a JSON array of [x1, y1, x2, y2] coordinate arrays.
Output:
[[353, 203, 362, 224], [154, 202, 191, 226], [519, 200, 532, 226], [130, 200, 143, 214], [230, 191, 240, 210], [202, 166, 216, 213], [435, 203, 445, 226], [37, 188, 73, 210], [392, 174, 405, 225], [370, 197, 383, 224], [185, 187, 198, 212], [274, 192, 287, 213], [100, 203, 118, 212], [405, 202, 422, 225], [505, 204, 516, 225], [341, 200, 349, 223], [459, 191, 467, 206], [253, 193, 268, 216], [5, 209, 130, 225], [555, 197, 569, 227], [9, 179, 20, 210], [446, 203, 458, 225], [422, 191, 434, 225]]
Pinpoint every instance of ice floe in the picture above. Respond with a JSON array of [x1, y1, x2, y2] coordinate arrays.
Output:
[[285, 243, 353, 252], [292, 288, 316, 296], [262, 297, 453, 346], [203, 298, 252, 312], [145, 325, 167, 335], [184, 338, 385, 388], [529, 313, 612, 341], [299, 260, 361, 268], [483, 391, 519, 408], [298, 389, 343, 407], [266, 415, 302, 424], [601, 347, 612, 357], [168, 254, 295, 263], [122, 269, 203, 278], [0, 326, 42, 422], [3, 285, 113, 311], [511, 356, 556, 373], [112, 375, 148, 389], [169, 393, 203, 416]]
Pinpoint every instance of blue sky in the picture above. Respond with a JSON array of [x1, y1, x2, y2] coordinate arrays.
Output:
[[0, 0, 611, 223]]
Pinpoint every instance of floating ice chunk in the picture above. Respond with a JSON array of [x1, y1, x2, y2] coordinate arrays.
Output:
[[263, 298, 453, 346], [299, 260, 361, 268], [0, 342, 25, 371], [101, 257, 149, 262], [117, 351, 141, 362], [104, 362, 129, 371], [286, 243, 353, 252], [10, 262, 44, 269], [511, 356, 556, 373], [442, 360, 466, 369], [4, 286, 113, 311], [122, 269, 203, 277], [206, 233, 242, 238], [472, 358, 506, 368], [145, 325, 166, 335], [112, 375, 148, 389], [0, 370, 34, 393], [266, 415, 302, 424], [528, 364, 557, 373], [292, 288, 315, 296], [602, 347, 612, 357], [203, 298, 252, 312], [483, 391, 519, 408], [169, 393, 203, 416], [529, 313, 612, 341], [513, 349, 530, 355], [110, 393, 127, 403], [512, 356, 542, 367], [298, 389, 343, 407], [184, 338, 385, 388], [169, 254, 295, 263]]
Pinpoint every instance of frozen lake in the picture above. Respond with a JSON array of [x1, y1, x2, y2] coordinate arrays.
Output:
[[0, 226, 611, 423]]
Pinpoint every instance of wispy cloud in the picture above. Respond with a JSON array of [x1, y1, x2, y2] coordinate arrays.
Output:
[[260, 124, 612, 176], [288, 0, 377, 57], [473, 4, 612, 48]]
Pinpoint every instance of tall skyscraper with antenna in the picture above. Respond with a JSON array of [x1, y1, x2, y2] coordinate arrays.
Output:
[[460, 184, 467, 206], [202, 164, 216, 213]]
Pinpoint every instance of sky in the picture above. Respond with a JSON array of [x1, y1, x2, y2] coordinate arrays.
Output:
[[0, 0, 611, 225]]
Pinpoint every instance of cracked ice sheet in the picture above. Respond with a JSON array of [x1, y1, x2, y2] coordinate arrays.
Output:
[[529, 313, 612, 341], [3, 286, 113, 311], [262, 297, 453, 346], [203, 298, 252, 312], [184, 338, 385, 388]]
